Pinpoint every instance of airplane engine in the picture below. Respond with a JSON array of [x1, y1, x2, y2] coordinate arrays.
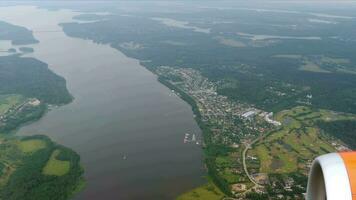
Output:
[[306, 152, 356, 200]]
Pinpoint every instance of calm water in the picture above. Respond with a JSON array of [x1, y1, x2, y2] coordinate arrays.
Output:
[[0, 6, 205, 200]]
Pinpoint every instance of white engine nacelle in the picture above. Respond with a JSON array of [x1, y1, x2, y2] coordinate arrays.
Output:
[[306, 152, 356, 200]]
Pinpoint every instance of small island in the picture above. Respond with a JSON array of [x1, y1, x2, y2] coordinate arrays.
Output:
[[19, 47, 34, 53]]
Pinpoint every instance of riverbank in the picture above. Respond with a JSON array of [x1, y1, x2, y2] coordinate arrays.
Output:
[[157, 76, 231, 197], [0, 47, 84, 200], [0, 7, 85, 199], [2, 6, 205, 199]]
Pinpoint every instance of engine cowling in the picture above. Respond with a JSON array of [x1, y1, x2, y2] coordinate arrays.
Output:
[[306, 152, 356, 200]]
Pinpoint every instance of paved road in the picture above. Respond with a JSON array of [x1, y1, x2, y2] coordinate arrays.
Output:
[[242, 139, 262, 187], [242, 130, 274, 188]]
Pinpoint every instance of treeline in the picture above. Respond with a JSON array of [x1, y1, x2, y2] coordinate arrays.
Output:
[[0, 135, 84, 200], [318, 120, 356, 149], [0, 56, 72, 105]]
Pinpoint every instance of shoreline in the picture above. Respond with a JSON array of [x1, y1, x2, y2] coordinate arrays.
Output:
[[157, 76, 232, 197]]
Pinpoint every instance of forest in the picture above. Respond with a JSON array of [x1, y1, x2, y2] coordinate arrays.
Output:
[[0, 135, 84, 200], [0, 55, 72, 105], [318, 120, 356, 149], [0, 21, 38, 45]]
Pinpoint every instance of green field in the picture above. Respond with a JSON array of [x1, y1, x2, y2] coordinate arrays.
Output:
[[176, 180, 224, 200], [18, 139, 47, 153], [42, 149, 70, 176], [300, 60, 331, 73], [0, 94, 25, 115], [248, 106, 353, 174]]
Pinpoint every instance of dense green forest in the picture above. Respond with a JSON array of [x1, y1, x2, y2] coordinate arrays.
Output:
[[318, 120, 356, 149], [0, 21, 38, 45], [0, 55, 72, 105], [0, 135, 84, 200]]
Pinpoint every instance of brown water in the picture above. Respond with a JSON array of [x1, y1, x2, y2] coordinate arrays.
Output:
[[0, 5, 205, 200]]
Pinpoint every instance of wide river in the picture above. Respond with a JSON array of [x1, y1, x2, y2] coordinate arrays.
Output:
[[0, 6, 205, 200]]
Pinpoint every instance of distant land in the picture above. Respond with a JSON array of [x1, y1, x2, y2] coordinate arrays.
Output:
[[1, 1, 356, 199], [59, 2, 356, 199], [0, 21, 38, 45], [0, 20, 84, 200]]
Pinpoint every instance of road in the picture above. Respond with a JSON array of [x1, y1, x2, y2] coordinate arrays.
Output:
[[242, 138, 262, 187]]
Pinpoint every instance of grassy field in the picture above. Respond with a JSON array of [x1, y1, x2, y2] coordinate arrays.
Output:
[[18, 139, 47, 153], [215, 154, 242, 184], [300, 60, 330, 73], [0, 94, 25, 115], [273, 54, 355, 74], [42, 149, 70, 176], [176, 179, 224, 200], [248, 106, 353, 175]]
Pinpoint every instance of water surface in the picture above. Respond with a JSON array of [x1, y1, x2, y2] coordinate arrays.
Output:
[[0, 6, 205, 200]]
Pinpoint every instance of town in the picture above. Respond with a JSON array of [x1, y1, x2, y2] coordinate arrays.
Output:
[[156, 66, 279, 144], [155, 66, 280, 196], [155, 66, 353, 199]]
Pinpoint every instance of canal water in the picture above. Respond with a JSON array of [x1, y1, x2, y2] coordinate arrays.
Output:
[[0, 5, 205, 200]]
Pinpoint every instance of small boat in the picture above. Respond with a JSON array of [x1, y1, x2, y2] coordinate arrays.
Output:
[[184, 133, 190, 143]]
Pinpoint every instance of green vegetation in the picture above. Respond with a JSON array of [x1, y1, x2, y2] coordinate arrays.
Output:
[[60, 5, 356, 199], [43, 149, 70, 176], [318, 120, 356, 149], [158, 77, 233, 195], [0, 21, 83, 199], [62, 11, 356, 115], [249, 107, 339, 174], [0, 135, 84, 200], [0, 102, 46, 134], [246, 106, 356, 198], [300, 60, 330, 73], [0, 95, 25, 115], [0, 55, 72, 105], [0, 21, 38, 45], [0, 85, 83, 200], [19, 47, 34, 53], [18, 139, 47, 153], [0, 54, 73, 133], [177, 179, 224, 200]]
